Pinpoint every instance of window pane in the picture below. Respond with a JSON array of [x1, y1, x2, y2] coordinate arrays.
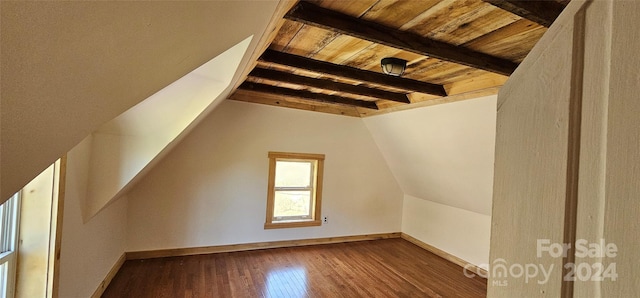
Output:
[[275, 161, 312, 187], [0, 204, 4, 252], [0, 262, 6, 298], [273, 191, 311, 218]]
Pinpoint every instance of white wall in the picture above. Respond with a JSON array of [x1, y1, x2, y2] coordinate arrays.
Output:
[[362, 96, 496, 267], [126, 100, 404, 252], [58, 136, 128, 298], [402, 195, 491, 267], [363, 95, 496, 216]]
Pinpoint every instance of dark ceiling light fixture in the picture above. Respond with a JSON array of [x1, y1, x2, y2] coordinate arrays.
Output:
[[380, 57, 408, 76]]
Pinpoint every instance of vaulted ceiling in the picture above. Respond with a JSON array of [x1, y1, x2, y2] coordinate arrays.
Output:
[[229, 0, 568, 117]]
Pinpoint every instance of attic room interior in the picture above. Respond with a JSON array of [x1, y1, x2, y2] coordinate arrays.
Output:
[[1, 0, 638, 297]]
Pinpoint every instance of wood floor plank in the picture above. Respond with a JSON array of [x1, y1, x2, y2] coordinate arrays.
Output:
[[102, 239, 486, 297]]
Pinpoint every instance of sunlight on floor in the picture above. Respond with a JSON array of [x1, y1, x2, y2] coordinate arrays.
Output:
[[265, 267, 308, 298]]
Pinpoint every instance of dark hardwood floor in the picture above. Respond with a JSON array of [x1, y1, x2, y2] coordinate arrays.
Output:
[[103, 239, 486, 297]]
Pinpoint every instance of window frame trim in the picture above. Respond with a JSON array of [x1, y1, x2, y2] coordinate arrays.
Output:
[[265, 152, 325, 229], [0, 192, 21, 298]]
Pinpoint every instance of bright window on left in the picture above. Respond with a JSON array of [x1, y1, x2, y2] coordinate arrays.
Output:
[[0, 192, 20, 298]]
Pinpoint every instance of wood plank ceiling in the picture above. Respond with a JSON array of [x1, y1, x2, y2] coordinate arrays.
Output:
[[229, 0, 568, 117]]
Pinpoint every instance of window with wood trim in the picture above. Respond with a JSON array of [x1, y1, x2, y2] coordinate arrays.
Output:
[[0, 192, 20, 298], [265, 152, 324, 229]]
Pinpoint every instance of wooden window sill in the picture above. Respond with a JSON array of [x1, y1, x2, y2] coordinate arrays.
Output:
[[264, 220, 321, 229]]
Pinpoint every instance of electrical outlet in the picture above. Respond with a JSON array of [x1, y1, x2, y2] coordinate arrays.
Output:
[[323, 216, 328, 224]]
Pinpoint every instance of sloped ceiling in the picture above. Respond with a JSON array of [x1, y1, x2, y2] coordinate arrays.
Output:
[[364, 95, 496, 215], [82, 37, 253, 220], [0, 1, 281, 201]]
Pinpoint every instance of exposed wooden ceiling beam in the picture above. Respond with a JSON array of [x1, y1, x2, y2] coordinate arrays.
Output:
[[249, 67, 411, 104], [285, 2, 518, 76], [260, 50, 448, 96], [483, 0, 566, 27], [238, 82, 379, 110]]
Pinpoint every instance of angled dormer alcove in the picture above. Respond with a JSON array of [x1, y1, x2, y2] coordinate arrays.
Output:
[[82, 37, 252, 221]]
